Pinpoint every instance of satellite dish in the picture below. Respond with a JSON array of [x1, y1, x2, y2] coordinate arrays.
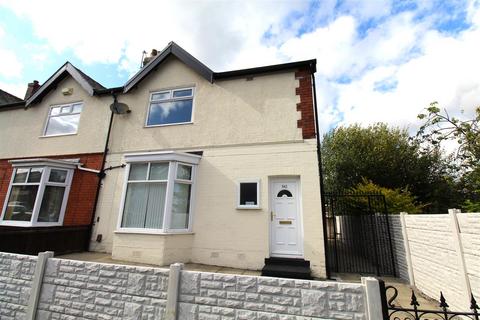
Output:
[[110, 102, 130, 114]]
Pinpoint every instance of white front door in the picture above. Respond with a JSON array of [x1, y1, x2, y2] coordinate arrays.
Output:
[[270, 178, 302, 257]]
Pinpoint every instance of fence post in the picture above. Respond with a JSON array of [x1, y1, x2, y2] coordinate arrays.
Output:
[[26, 251, 54, 320], [400, 212, 415, 286], [362, 277, 386, 320], [164, 262, 184, 320], [448, 209, 472, 308]]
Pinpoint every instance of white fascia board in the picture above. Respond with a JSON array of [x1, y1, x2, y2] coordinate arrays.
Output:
[[124, 151, 202, 165], [9, 158, 82, 169]]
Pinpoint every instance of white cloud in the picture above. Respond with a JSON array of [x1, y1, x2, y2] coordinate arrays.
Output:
[[273, 6, 480, 134], [0, 81, 25, 98], [0, 48, 23, 78], [0, 24, 23, 78], [280, 15, 358, 78], [334, 21, 480, 132], [0, 0, 306, 71]]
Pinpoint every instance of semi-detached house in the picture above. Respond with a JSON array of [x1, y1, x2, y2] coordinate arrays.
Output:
[[0, 42, 326, 278]]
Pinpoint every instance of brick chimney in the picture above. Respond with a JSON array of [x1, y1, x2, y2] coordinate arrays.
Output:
[[24, 80, 40, 100], [142, 49, 158, 67]]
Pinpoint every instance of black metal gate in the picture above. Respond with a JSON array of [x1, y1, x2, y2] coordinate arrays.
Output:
[[325, 192, 396, 276]]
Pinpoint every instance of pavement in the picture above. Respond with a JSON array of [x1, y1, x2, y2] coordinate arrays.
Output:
[[332, 273, 440, 310], [58, 252, 439, 310]]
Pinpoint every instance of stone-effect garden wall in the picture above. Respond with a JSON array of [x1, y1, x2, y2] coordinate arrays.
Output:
[[37, 258, 169, 320], [178, 270, 366, 319], [0, 252, 372, 320], [0, 252, 37, 320]]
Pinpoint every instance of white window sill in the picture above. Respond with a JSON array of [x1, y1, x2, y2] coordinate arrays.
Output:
[[236, 206, 261, 210], [39, 132, 78, 138], [144, 121, 193, 128], [114, 229, 194, 235], [0, 221, 63, 227]]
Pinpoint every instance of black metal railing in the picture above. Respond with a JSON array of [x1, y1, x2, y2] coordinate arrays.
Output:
[[380, 281, 479, 320]]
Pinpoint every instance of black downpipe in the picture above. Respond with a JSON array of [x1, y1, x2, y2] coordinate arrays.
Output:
[[85, 95, 116, 251], [310, 67, 330, 279]]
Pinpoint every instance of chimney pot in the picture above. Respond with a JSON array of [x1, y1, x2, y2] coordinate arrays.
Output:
[[24, 80, 40, 100], [142, 49, 159, 67]]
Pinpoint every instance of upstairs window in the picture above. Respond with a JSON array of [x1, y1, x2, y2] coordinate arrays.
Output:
[[146, 87, 194, 127], [44, 102, 83, 136], [1, 162, 74, 227]]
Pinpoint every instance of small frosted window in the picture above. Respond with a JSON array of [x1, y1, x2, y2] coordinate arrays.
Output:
[[238, 181, 260, 209]]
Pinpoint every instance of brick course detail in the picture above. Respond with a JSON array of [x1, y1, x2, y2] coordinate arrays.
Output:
[[295, 68, 316, 139], [0, 152, 103, 226]]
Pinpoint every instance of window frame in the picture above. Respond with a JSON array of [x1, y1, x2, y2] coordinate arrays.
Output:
[[116, 152, 200, 234], [0, 164, 74, 227], [43, 101, 84, 137], [145, 86, 195, 128], [237, 179, 261, 210]]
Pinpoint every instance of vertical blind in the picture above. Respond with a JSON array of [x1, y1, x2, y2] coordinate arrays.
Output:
[[121, 162, 193, 230]]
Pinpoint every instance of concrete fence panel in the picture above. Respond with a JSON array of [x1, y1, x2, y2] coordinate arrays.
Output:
[[0, 251, 383, 320], [390, 211, 480, 311], [457, 213, 480, 300], [388, 215, 410, 283]]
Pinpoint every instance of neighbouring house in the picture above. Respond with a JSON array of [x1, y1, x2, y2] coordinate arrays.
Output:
[[0, 88, 23, 105], [0, 42, 325, 278], [0, 67, 113, 254]]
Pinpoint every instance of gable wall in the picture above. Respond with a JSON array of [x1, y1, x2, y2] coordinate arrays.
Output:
[[108, 56, 305, 153], [0, 76, 111, 159]]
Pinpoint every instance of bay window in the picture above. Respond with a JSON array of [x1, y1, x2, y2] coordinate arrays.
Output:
[[118, 152, 200, 233], [1, 159, 75, 226]]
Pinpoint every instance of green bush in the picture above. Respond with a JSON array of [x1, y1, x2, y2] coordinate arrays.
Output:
[[462, 200, 480, 212], [350, 178, 425, 214]]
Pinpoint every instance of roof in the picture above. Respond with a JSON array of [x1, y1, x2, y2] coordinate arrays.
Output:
[[123, 41, 317, 93], [1, 42, 316, 109], [214, 59, 317, 79], [124, 42, 214, 93], [26, 62, 105, 107], [0, 89, 22, 105]]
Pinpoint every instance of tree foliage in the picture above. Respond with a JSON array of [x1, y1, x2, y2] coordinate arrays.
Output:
[[321, 123, 459, 213], [417, 103, 480, 211], [350, 179, 425, 214], [417, 102, 480, 166]]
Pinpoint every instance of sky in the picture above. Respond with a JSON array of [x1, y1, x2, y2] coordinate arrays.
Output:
[[0, 0, 479, 135]]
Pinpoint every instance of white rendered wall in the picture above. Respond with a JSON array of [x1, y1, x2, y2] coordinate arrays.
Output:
[[0, 76, 111, 159], [91, 140, 326, 278]]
